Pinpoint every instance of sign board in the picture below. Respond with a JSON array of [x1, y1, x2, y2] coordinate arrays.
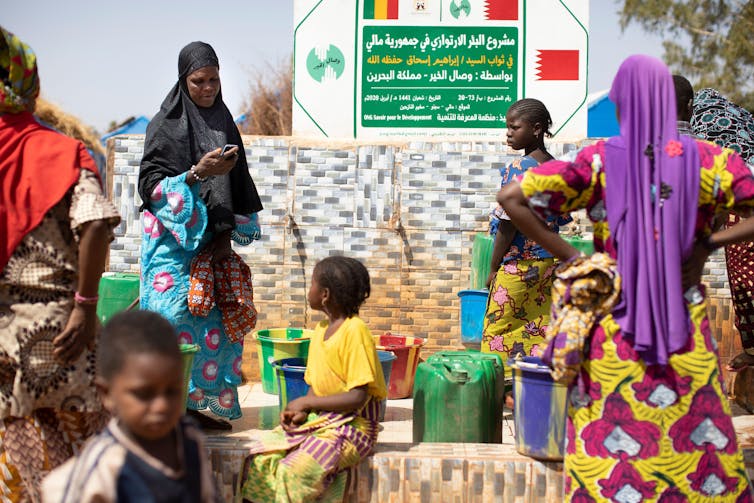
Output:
[[293, 0, 588, 139]]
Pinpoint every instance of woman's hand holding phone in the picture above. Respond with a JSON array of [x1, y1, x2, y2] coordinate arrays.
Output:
[[220, 144, 238, 158], [194, 145, 238, 178]]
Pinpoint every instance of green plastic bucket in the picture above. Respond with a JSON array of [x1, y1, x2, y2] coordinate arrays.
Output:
[[563, 236, 595, 256], [97, 272, 140, 325], [179, 344, 199, 405], [470, 233, 494, 289], [254, 328, 313, 394]]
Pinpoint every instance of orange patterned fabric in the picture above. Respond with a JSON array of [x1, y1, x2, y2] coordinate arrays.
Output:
[[215, 254, 257, 342], [188, 250, 214, 317], [188, 250, 256, 343]]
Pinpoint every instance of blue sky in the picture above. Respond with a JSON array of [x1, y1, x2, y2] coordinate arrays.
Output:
[[4, 1, 665, 133]]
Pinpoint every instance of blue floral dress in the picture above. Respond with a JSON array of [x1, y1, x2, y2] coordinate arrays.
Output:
[[140, 172, 260, 419]]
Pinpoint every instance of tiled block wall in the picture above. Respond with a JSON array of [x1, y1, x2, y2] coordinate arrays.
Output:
[[107, 135, 734, 379], [204, 437, 565, 502], [205, 436, 754, 502]]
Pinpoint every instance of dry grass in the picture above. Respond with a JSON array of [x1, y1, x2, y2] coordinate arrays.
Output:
[[33, 97, 104, 155], [238, 58, 292, 136]]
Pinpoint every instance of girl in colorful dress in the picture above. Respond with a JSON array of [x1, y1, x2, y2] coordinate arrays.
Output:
[[239, 256, 386, 502], [500, 54, 754, 500], [138, 41, 263, 429], [483, 98, 568, 378]]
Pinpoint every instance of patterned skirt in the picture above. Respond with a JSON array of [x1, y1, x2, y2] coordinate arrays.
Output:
[[725, 213, 754, 354], [0, 409, 107, 503], [482, 258, 557, 380], [239, 399, 380, 503], [564, 296, 753, 501]]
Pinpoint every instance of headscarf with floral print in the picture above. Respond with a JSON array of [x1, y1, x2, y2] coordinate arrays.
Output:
[[0, 26, 39, 114]]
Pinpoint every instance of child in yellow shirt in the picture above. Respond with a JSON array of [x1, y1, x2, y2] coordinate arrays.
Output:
[[239, 256, 386, 502]]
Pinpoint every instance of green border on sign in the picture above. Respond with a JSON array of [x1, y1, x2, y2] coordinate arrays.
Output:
[[552, 0, 589, 136], [523, 0, 526, 97], [353, 0, 360, 137], [294, 0, 328, 137]]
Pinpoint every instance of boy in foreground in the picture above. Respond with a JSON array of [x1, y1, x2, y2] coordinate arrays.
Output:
[[42, 311, 220, 502]]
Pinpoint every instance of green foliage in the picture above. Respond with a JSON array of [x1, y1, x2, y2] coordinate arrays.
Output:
[[618, 0, 754, 112]]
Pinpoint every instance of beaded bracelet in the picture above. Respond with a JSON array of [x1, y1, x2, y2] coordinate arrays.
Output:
[[190, 165, 207, 182], [74, 291, 99, 305]]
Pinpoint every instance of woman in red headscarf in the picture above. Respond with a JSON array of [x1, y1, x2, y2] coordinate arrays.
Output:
[[0, 27, 120, 501], [500, 55, 754, 500]]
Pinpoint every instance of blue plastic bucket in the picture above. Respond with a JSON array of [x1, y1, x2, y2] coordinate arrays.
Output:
[[510, 357, 568, 461], [377, 350, 397, 421], [457, 289, 489, 345], [272, 358, 310, 410]]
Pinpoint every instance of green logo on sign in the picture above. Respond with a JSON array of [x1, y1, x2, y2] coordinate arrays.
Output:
[[306, 45, 345, 82], [449, 0, 471, 19]]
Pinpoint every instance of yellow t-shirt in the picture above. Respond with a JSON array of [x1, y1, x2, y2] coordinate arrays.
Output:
[[304, 316, 387, 400]]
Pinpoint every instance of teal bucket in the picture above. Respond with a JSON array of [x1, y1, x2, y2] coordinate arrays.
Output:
[[377, 350, 397, 421], [457, 289, 489, 347], [510, 357, 568, 461]]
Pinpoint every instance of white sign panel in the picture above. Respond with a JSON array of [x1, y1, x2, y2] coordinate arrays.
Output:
[[293, 0, 588, 139]]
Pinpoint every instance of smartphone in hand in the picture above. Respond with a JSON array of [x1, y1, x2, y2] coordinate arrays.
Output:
[[220, 144, 238, 157]]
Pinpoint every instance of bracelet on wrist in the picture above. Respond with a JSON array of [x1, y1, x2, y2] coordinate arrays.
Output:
[[74, 291, 99, 305], [190, 165, 207, 182]]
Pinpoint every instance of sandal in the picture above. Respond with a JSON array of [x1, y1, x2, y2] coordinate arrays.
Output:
[[187, 409, 233, 431], [726, 352, 754, 372]]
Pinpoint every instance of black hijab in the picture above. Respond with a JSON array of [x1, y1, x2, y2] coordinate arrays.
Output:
[[138, 41, 262, 233]]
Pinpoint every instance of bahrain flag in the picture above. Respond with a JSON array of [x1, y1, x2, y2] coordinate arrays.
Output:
[[535, 49, 580, 80], [484, 0, 518, 20]]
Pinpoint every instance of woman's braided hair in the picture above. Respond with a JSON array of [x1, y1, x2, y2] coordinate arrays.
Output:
[[314, 255, 371, 317], [508, 98, 553, 138]]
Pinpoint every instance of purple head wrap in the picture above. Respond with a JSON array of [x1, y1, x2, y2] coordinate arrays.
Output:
[[604, 55, 700, 365]]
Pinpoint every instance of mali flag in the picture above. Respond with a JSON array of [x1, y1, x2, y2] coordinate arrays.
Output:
[[364, 0, 399, 19]]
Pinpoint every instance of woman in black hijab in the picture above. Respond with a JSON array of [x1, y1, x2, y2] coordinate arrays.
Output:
[[138, 41, 262, 429]]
